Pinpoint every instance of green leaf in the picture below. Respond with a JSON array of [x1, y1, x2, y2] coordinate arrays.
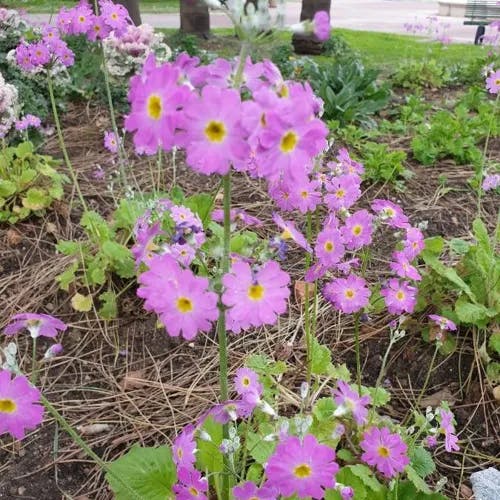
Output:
[[246, 463, 263, 483], [71, 293, 93, 312], [15, 141, 34, 157], [246, 427, 276, 464], [489, 333, 500, 355], [196, 417, 223, 474], [336, 448, 356, 463], [472, 218, 491, 254], [349, 464, 383, 491], [81, 210, 113, 244], [449, 238, 471, 255], [56, 240, 80, 255], [310, 337, 332, 375], [406, 465, 431, 494], [169, 186, 185, 204], [312, 398, 334, 422], [106, 445, 176, 500], [455, 298, 493, 325], [22, 188, 49, 210], [185, 193, 214, 227], [366, 386, 390, 407], [486, 362, 500, 383], [409, 447, 436, 478], [0, 180, 16, 198], [56, 261, 79, 291], [394, 481, 446, 499], [99, 291, 118, 319], [423, 236, 444, 255], [102, 241, 133, 262]]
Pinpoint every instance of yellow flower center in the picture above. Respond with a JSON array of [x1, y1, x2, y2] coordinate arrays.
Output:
[[335, 189, 345, 198], [177, 447, 183, 459], [78, 15, 86, 23], [324, 241, 334, 252], [396, 291, 405, 301], [495, 78, 500, 86], [280, 131, 298, 153], [385, 208, 395, 217], [260, 113, 267, 127], [344, 289, 355, 300], [281, 229, 293, 240], [300, 191, 309, 199], [378, 446, 390, 458], [293, 463, 312, 479], [147, 94, 163, 120], [278, 84, 289, 98], [352, 225, 362, 236], [94, 25, 101, 32], [176, 297, 193, 313], [205, 120, 227, 143], [248, 284, 265, 301], [111, 12, 118, 20], [0, 399, 17, 414], [242, 377, 251, 386], [188, 487, 199, 496]]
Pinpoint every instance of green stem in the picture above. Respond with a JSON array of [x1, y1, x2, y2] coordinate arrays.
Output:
[[354, 313, 361, 392], [477, 92, 499, 217], [40, 395, 143, 500], [415, 343, 439, 410], [304, 212, 313, 385], [47, 74, 87, 211], [30, 337, 37, 385]]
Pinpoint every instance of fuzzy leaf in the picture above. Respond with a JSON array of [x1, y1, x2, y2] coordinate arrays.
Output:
[[409, 446, 436, 478], [71, 293, 93, 312], [22, 188, 49, 210], [196, 417, 223, 474], [406, 465, 431, 493], [489, 333, 500, 355], [99, 291, 118, 319], [106, 445, 176, 500], [310, 337, 332, 375], [348, 464, 383, 492]]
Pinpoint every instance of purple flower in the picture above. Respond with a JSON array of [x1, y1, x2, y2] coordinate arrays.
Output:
[[360, 427, 409, 478], [211, 208, 262, 227], [325, 174, 361, 211], [173, 467, 208, 500], [264, 434, 339, 499], [273, 213, 312, 253], [324, 274, 371, 314], [438, 409, 459, 452], [371, 199, 409, 228], [44, 343, 63, 360], [429, 314, 457, 331], [4, 313, 67, 339], [170, 243, 196, 267], [209, 399, 255, 424], [99, 0, 131, 36], [390, 251, 421, 281], [313, 11, 331, 41], [341, 209, 374, 250], [381, 279, 417, 314], [402, 226, 425, 259], [172, 424, 196, 469], [234, 368, 262, 401], [103, 130, 119, 153], [233, 481, 276, 500], [315, 226, 345, 268], [340, 486, 354, 499], [333, 380, 371, 425], [486, 69, 500, 94], [0, 370, 44, 440], [131, 221, 163, 267], [222, 260, 290, 334], [482, 173, 500, 191]]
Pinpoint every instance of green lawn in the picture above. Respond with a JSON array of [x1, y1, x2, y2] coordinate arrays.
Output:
[[4, 0, 179, 14]]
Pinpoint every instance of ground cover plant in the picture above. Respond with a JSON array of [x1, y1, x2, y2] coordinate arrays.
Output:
[[0, 2, 499, 500]]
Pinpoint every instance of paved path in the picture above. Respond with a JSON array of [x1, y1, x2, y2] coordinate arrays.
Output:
[[26, 0, 480, 43]]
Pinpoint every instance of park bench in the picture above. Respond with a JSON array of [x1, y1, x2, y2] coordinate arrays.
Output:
[[464, 0, 500, 44]]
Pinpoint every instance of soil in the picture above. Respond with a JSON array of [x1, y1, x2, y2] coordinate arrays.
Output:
[[0, 83, 499, 500]]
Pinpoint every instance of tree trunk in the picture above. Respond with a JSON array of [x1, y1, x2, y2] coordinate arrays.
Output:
[[116, 0, 142, 26], [292, 0, 331, 55], [180, 0, 210, 38]]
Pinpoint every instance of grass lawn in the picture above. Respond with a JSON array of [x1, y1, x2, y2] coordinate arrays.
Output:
[[162, 27, 487, 72], [3, 0, 179, 14]]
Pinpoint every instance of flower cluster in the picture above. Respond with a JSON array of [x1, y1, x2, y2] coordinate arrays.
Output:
[[486, 68, 500, 94], [103, 23, 172, 77], [15, 114, 41, 132], [0, 70, 18, 138]]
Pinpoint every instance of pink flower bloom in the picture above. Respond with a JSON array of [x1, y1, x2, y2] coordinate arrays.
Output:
[[211, 208, 262, 227], [131, 221, 163, 267], [233, 481, 276, 500], [4, 313, 67, 339], [482, 173, 500, 191], [29, 42, 50, 67], [486, 69, 500, 94], [268, 180, 296, 211], [137, 254, 218, 340], [15, 43, 34, 71], [428, 314, 457, 331], [86, 15, 111, 41], [44, 343, 63, 360], [209, 399, 255, 424], [336, 148, 364, 176], [371, 199, 409, 228], [170, 243, 196, 267], [324, 274, 371, 314], [340, 486, 354, 499], [15, 114, 41, 131], [125, 60, 191, 155], [390, 251, 421, 281], [273, 213, 312, 252], [325, 175, 361, 211], [0, 370, 44, 440], [172, 424, 196, 469], [381, 279, 417, 314], [181, 85, 249, 175], [265, 434, 339, 499], [313, 11, 331, 41], [99, 0, 131, 36], [315, 227, 345, 268], [290, 179, 322, 214], [234, 368, 262, 400], [103, 130, 119, 153], [425, 435, 438, 448], [438, 409, 459, 452], [333, 380, 371, 425], [222, 260, 290, 334], [360, 427, 409, 478], [71, 3, 94, 35], [341, 209, 374, 250], [403, 226, 425, 259], [173, 467, 208, 500], [305, 262, 328, 282]]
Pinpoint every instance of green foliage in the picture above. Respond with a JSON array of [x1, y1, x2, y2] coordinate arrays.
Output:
[[0, 141, 67, 223], [411, 98, 499, 167], [418, 219, 500, 378], [304, 59, 391, 127], [106, 445, 176, 500], [360, 142, 409, 184], [391, 59, 452, 89]]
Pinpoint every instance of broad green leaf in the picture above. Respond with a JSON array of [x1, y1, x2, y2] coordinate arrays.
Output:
[[99, 291, 118, 319], [56, 240, 80, 255], [423, 236, 444, 255], [336, 448, 356, 463], [71, 293, 93, 312], [409, 447, 436, 478], [486, 362, 500, 383], [56, 261, 79, 291], [310, 337, 332, 376], [102, 241, 133, 263], [312, 398, 334, 422], [22, 188, 49, 210], [393, 480, 446, 499], [0, 180, 16, 198], [472, 218, 492, 255], [349, 464, 383, 491], [15, 141, 33, 157], [106, 445, 176, 500], [196, 416, 223, 474], [246, 463, 263, 483], [185, 193, 214, 227], [489, 333, 500, 355], [406, 465, 431, 493], [246, 427, 276, 464], [366, 386, 390, 407], [81, 210, 113, 244], [455, 298, 495, 325], [448, 238, 471, 255]]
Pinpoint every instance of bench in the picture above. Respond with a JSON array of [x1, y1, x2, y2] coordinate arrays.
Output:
[[464, 1, 500, 44]]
